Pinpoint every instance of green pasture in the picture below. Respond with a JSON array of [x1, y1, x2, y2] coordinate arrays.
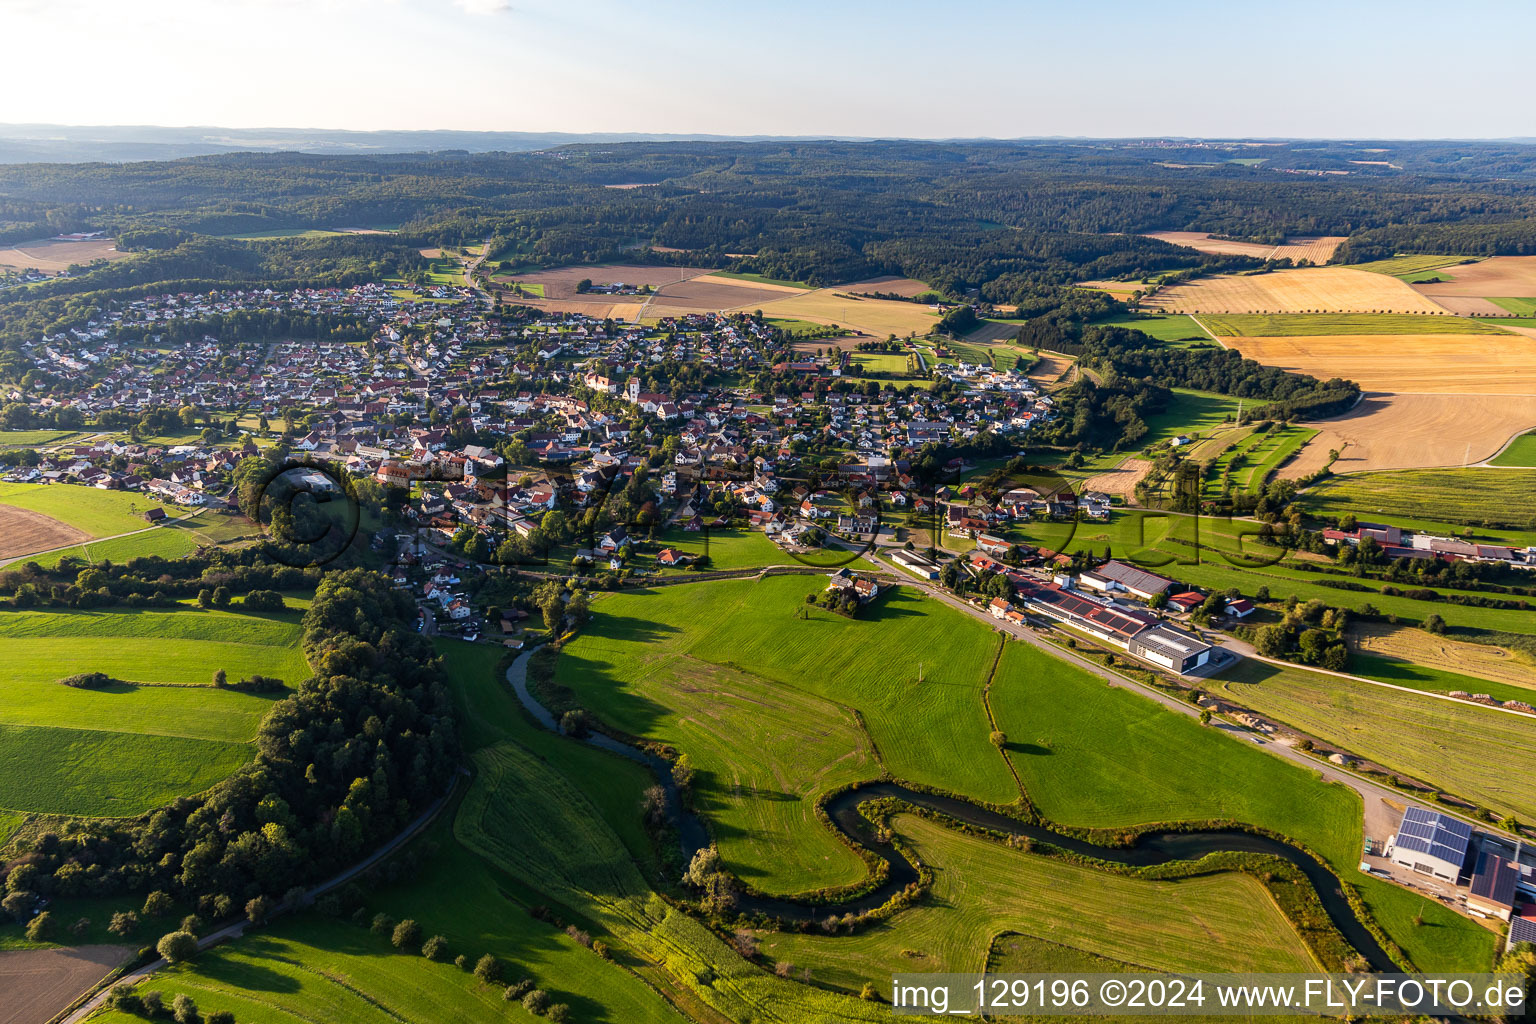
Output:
[[1213, 658, 1536, 823], [987, 641, 1496, 971], [1098, 313, 1213, 346], [1197, 313, 1508, 336], [1488, 430, 1536, 468], [0, 482, 181, 539], [756, 813, 1316, 995], [1301, 468, 1536, 531]]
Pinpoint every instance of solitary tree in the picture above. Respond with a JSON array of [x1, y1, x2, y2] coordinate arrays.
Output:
[[157, 930, 199, 963]]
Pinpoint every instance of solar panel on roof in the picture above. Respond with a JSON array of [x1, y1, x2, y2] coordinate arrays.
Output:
[[1511, 916, 1536, 946]]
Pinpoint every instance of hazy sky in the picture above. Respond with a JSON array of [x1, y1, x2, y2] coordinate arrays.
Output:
[[3, 0, 1532, 138]]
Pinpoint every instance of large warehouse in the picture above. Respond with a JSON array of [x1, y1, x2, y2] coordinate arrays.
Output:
[[1388, 807, 1473, 882]]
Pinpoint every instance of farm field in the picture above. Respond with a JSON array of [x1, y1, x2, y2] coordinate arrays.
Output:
[[840, 274, 934, 297], [1349, 625, 1534, 691], [0, 607, 307, 817], [647, 272, 806, 313], [556, 579, 1017, 818], [1144, 267, 1451, 314], [1223, 426, 1316, 493], [553, 634, 876, 894], [1488, 429, 1536, 467], [1098, 313, 1213, 346], [986, 641, 1493, 971], [1412, 255, 1536, 298], [751, 287, 940, 337], [1349, 653, 1536, 705], [754, 812, 1316, 995], [0, 429, 80, 447], [1196, 312, 1510, 336], [0, 944, 131, 1024], [0, 482, 180, 543], [1489, 297, 1536, 315], [1213, 658, 1536, 823], [0, 236, 126, 274], [1302, 467, 1536, 530], [702, 270, 811, 290], [1284, 394, 1536, 476], [0, 724, 251, 817], [1217, 334, 1536, 394], [503, 263, 709, 299], [1143, 232, 1344, 264], [1348, 255, 1475, 280]]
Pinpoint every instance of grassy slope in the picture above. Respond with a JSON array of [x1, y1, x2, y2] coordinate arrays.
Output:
[[1198, 313, 1509, 336], [1489, 430, 1536, 468], [756, 814, 1315, 995], [1350, 652, 1536, 705], [988, 641, 1496, 972], [0, 482, 179, 538], [1096, 314, 1213, 347], [1212, 658, 1536, 822], [554, 576, 1015, 893], [0, 608, 307, 817]]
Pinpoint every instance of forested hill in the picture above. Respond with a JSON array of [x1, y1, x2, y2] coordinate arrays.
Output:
[[4, 138, 1536, 303]]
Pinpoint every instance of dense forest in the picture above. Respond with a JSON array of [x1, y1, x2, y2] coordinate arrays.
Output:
[[5, 139, 1536, 312], [0, 566, 457, 917]]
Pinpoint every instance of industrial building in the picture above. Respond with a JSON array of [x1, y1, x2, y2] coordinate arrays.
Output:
[[1387, 807, 1473, 882]]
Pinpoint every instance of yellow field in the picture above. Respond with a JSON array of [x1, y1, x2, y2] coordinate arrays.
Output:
[[0, 237, 127, 275], [751, 287, 940, 337], [1282, 394, 1536, 476], [1222, 334, 1536, 394], [1348, 625, 1536, 691], [1145, 267, 1450, 314], [1145, 232, 1345, 264]]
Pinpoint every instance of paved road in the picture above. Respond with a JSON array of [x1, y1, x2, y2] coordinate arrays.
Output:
[[58, 784, 457, 1024], [465, 236, 495, 308]]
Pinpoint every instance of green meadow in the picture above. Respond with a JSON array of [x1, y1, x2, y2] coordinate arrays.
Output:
[[987, 641, 1496, 972], [1213, 658, 1536, 823], [554, 576, 1017, 893], [0, 607, 308, 817], [1197, 313, 1506, 336], [1489, 430, 1536, 468], [756, 813, 1316, 995], [0, 482, 180, 539], [1348, 255, 1476, 279], [1302, 468, 1536, 530], [1099, 313, 1214, 346]]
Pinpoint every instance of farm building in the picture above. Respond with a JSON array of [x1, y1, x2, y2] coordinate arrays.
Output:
[[1387, 807, 1472, 882], [1510, 906, 1536, 951], [890, 549, 940, 580], [1466, 850, 1519, 921], [1078, 560, 1175, 601], [1128, 623, 1214, 673]]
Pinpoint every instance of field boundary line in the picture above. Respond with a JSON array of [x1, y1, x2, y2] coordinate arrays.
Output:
[[1188, 315, 1228, 349]]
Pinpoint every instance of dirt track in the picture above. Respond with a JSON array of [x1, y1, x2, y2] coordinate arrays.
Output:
[[0, 945, 130, 1024]]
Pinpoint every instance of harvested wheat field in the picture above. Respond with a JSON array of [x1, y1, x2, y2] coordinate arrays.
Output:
[[648, 273, 805, 311], [1076, 279, 1143, 296], [1144, 232, 1345, 264], [1026, 352, 1075, 387], [507, 264, 711, 300], [0, 504, 90, 558], [1427, 296, 1510, 316], [1146, 267, 1450, 314], [751, 288, 939, 337], [1079, 458, 1153, 498], [0, 237, 126, 275], [1221, 334, 1536, 394], [1413, 256, 1536, 297], [1349, 624, 1536, 691], [0, 944, 131, 1024], [842, 275, 935, 297], [1283, 394, 1536, 477]]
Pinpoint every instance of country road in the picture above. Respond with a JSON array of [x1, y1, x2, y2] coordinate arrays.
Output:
[[58, 781, 458, 1024]]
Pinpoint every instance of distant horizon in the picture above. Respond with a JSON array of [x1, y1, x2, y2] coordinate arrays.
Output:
[[6, 0, 1534, 139], [5, 122, 1536, 145]]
